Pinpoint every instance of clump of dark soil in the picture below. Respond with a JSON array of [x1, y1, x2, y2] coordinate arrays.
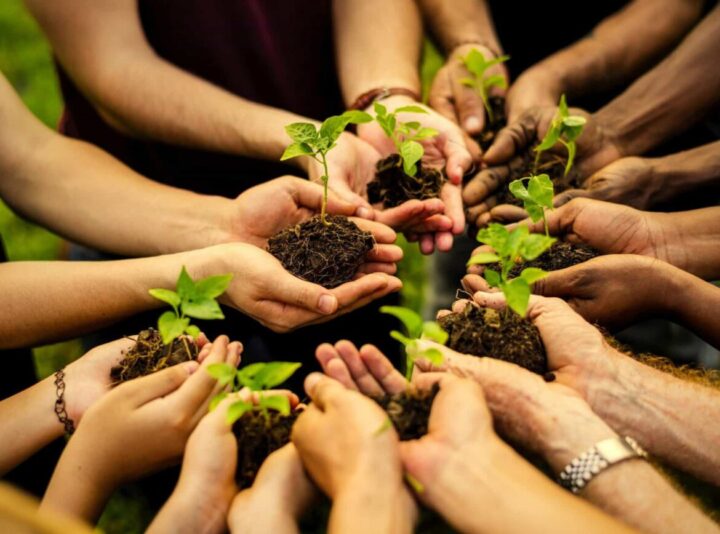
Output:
[[268, 214, 374, 289], [233, 409, 298, 489], [438, 303, 546, 374], [493, 147, 574, 207], [110, 328, 198, 384], [508, 241, 600, 277], [475, 96, 507, 153], [373, 384, 439, 440], [367, 154, 445, 208]]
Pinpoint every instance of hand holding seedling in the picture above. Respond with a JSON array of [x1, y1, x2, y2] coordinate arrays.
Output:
[[41, 336, 241, 523], [429, 43, 509, 134], [467, 224, 555, 316], [292, 373, 417, 531]]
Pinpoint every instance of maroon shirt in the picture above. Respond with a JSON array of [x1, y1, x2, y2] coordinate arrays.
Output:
[[58, 0, 344, 197]]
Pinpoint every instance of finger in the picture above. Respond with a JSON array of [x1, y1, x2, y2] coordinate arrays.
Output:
[[553, 188, 592, 207], [196, 341, 213, 363], [397, 214, 454, 235], [365, 244, 403, 264], [332, 274, 402, 313], [358, 344, 408, 394], [419, 233, 435, 255], [428, 72, 460, 125], [487, 204, 528, 223], [462, 166, 509, 207], [442, 136, 474, 185], [357, 262, 397, 275], [327, 180, 373, 213], [461, 274, 490, 293], [351, 218, 398, 244], [333, 340, 386, 396], [125, 360, 198, 406], [237, 387, 300, 408], [433, 231, 454, 252], [436, 309, 452, 320], [451, 69, 485, 134], [270, 266, 340, 316], [288, 177, 357, 218], [315, 343, 361, 391], [372, 199, 446, 230], [303, 372, 349, 411], [442, 183, 465, 235], [483, 113, 536, 164], [451, 299, 472, 314]]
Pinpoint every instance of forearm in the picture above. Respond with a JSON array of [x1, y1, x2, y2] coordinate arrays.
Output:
[[0, 248, 220, 349], [648, 140, 720, 205], [593, 4, 720, 156], [526, 0, 703, 98], [665, 266, 720, 349], [655, 207, 720, 280], [417, 0, 501, 54], [334, 0, 421, 105], [5, 135, 233, 257], [0, 377, 63, 475], [586, 351, 720, 486], [330, 472, 416, 534], [536, 396, 716, 534]]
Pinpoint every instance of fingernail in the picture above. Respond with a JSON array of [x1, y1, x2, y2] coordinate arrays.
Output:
[[464, 116, 481, 131], [318, 294, 337, 314], [357, 207, 372, 219]]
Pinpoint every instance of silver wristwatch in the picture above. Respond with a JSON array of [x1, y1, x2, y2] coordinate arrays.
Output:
[[558, 436, 648, 494]]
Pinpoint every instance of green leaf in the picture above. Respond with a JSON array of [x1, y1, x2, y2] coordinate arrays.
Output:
[[404, 121, 421, 130], [226, 400, 253, 424], [460, 77, 476, 88], [400, 140, 424, 176], [535, 123, 562, 152], [421, 321, 448, 345], [476, 224, 509, 253], [259, 394, 291, 416], [340, 109, 373, 124], [209, 391, 227, 411], [502, 278, 531, 317], [419, 348, 444, 366], [520, 267, 549, 285], [280, 142, 313, 161], [177, 266, 195, 301], [184, 324, 201, 339], [207, 363, 237, 387], [462, 48, 487, 76], [413, 127, 438, 141], [525, 203, 544, 223], [564, 141, 577, 177], [395, 105, 428, 114], [528, 174, 554, 208], [519, 234, 556, 261], [562, 115, 586, 128], [148, 288, 180, 309], [182, 297, 225, 320], [467, 252, 501, 266], [237, 362, 267, 389], [390, 330, 415, 347], [285, 122, 318, 144], [157, 311, 189, 345], [483, 74, 507, 91], [484, 268, 501, 287], [381, 306, 423, 338], [506, 225, 529, 260], [558, 94, 569, 118], [319, 115, 351, 145], [508, 179, 530, 201], [405, 472, 425, 494], [485, 55, 511, 68], [253, 362, 302, 390], [195, 273, 233, 299], [373, 417, 393, 436]]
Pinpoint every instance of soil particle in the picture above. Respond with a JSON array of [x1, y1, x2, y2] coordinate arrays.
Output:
[[367, 154, 445, 208], [373, 383, 440, 440], [508, 241, 600, 277]]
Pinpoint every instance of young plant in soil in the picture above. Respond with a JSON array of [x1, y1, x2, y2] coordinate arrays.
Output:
[[366, 102, 445, 207], [460, 48, 509, 151], [269, 111, 376, 288], [110, 267, 232, 383], [508, 173, 600, 272], [533, 94, 586, 177], [207, 361, 302, 488]]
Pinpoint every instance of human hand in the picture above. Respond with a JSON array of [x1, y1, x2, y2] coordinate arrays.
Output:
[[197, 241, 402, 333], [465, 254, 679, 330], [228, 444, 317, 534], [428, 44, 509, 135], [315, 340, 407, 396], [42, 336, 241, 522], [505, 67, 563, 125]]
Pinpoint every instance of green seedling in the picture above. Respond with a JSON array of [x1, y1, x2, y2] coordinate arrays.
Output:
[[459, 48, 510, 124], [207, 361, 302, 424], [149, 267, 233, 345], [281, 110, 373, 224], [380, 305, 447, 380], [534, 94, 586, 176], [509, 174, 554, 236], [373, 102, 438, 177], [467, 224, 555, 316]]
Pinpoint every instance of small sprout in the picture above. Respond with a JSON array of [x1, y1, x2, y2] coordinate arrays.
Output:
[[281, 110, 373, 224], [380, 305, 447, 380], [509, 174, 554, 236], [459, 48, 510, 124], [467, 224, 555, 316], [373, 102, 438, 177], [534, 94, 586, 176], [405, 472, 425, 494], [149, 267, 233, 346], [207, 361, 302, 424]]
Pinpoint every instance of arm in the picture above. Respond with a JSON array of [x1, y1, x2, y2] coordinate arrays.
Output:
[[593, 3, 720, 156], [23, 0, 311, 169], [417, 0, 501, 56], [509, 0, 705, 118]]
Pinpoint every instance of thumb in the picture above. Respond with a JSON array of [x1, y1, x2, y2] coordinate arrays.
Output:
[[327, 180, 374, 219], [125, 360, 198, 406], [531, 270, 569, 298], [483, 114, 536, 165], [553, 188, 592, 207], [292, 178, 357, 218], [272, 270, 339, 315]]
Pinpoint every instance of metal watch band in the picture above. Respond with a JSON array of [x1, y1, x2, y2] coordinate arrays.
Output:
[[558, 436, 647, 494]]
